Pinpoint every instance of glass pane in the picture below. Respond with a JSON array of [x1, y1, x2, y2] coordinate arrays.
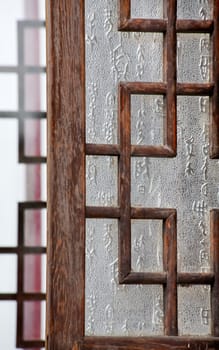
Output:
[[178, 285, 211, 335], [177, 0, 213, 20], [24, 27, 46, 66], [86, 0, 163, 144], [86, 156, 118, 207], [0, 1, 46, 348], [0, 255, 17, 293], [131, 95, 164, 146], [24, 73, 46, 111], [23, 301, 46, 340], [24, 254, 46, 293], [85, 219, 164, 336], [130, 96, 217, 274], [177, 34, 211, 83], [0, 74, 18, 111], [131, 220, 163, 272], [0, 302, 17, 350], [24, 118, 47, 157], [131, 0, 163, 19], [24, 208, 46, 246], [131, 157, 163, 207]]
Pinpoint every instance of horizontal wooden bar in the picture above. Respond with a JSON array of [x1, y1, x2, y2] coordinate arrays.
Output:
[[131, 145, 176, 157], [19, 201, 47, 210], [18, 340, 45, 348], [120, 272, 167, 284], [177, 272, 214, 285], [120, 82, 167, 94], [131, 208, 176, 219], [176, 20, 214, 33], [86, 206, 120, 218], [19, 155, 47, 164], [0, 66, 46, 73], [210, 3, 219, 159], [0, 293, 46, 301], [119, 19, 167, 32], [86, 144, 120, 156], [0, 247, 46, 254], [0, 111, 46, 119], [177, 83, 214, 95], [82, 336, 219, 350]]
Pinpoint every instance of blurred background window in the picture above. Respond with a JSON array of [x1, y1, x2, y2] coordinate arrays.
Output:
[[0, 1, 46, 349]]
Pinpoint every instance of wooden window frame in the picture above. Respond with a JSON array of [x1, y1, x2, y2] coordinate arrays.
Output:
[[46, 1, 219, 349]]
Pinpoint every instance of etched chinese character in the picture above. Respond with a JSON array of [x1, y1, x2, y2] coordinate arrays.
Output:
[[200, 308, 210, 326], [199, 56, 209, 80], [192, 200, 207, 216], [199, 98, 209, 114], [136, 44, 145, 79], [86, 13, 97, 50], [104, 9, 113, 39]]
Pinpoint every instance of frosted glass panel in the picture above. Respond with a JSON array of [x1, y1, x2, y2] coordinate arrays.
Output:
[[177, 34, 211, 83], [131, 220, 163, 272], [177, 0, 213, 20], [131, 95, 164, 146], [131, 96, 218, 273], [86, 156, 118, 207], [131, 157, 162, 207], [178, 285, 211, 335], [86, 0, 163, 144], [131, 0, 163, 19], [85, 219, 164, 336]]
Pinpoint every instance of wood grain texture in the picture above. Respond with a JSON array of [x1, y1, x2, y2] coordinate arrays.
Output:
[[119, 19, 167, 32], [163, 211, 177, 336], [210, 2, 219, 158], [46, 1, 85, 349], [86, 206, 120, 218], [118, 82, 131, 281], [210, 210, 219, 336], [82, 336, 219, 350], [176, 20, 214, 33], [164, 0, 177, 155], [177, 83, 214, 96], [86, 143, 120, 155]]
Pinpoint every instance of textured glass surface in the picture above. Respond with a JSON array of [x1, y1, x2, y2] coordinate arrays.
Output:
[[131, 220, 163, 272], [177, 34, 211, 83], [177, 0, 213, 20], [178, 285, 211, 335], [131, 0, 163, 19], [0, 255, 17, 293], [131, 96, 219, 273], [86, 156, 118, 207], [131, 157, 162, 208], [85, 219, 164, 336], [85, 0, 163, 144], [131, 95, 164, 146]]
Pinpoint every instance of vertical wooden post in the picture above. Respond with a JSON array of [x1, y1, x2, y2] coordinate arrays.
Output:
[[46, 1, 85, 349]]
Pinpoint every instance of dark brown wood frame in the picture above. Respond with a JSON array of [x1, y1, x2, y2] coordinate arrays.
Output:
[[47, 0, 219, 349]]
